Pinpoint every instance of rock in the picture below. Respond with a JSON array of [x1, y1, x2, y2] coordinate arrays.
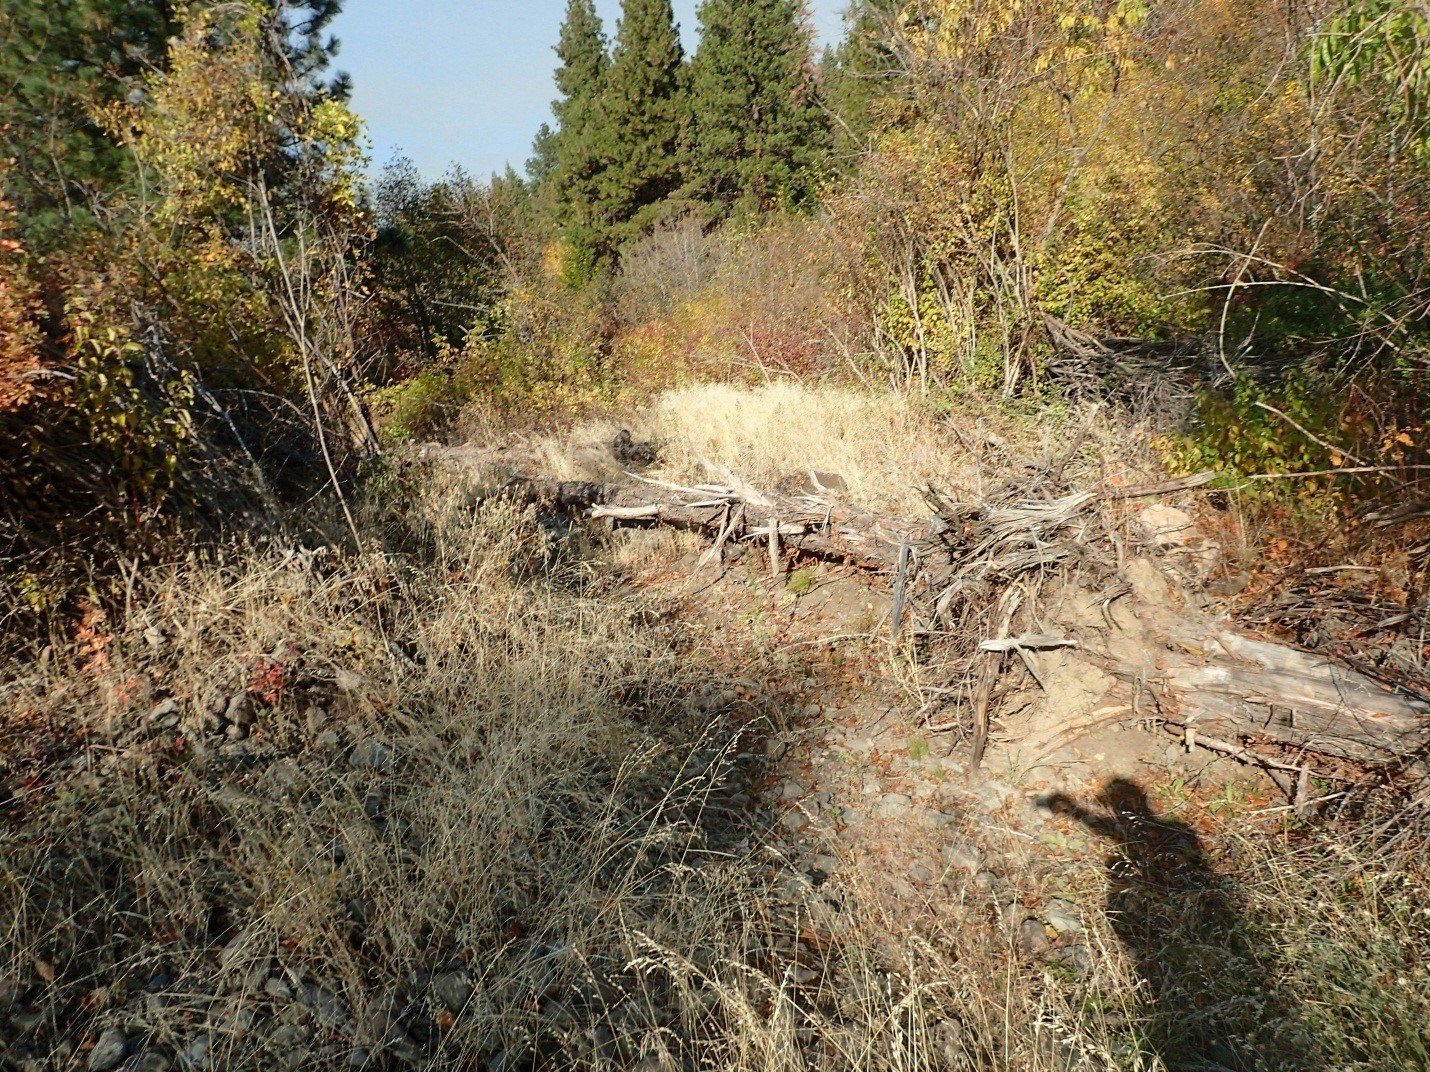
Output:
[[909, 862, 936, 884], [779, 810, 809, 834], [432, 971, 473, 1015], [348, 741, 393, 772], [177, 1034, 211, 1070], [1044, 899, 1082, 934], [780, 781, 806, 801], [148, 699, 180, 722], [1016, 918, 1051, 957], [87, 1027, 130, 1071], [122, 1054, 172, 1072], [874, 792, 912, 820], [225, 692, 254, 727], [315, 728, 342, 753], [939, 842, 983, 872]]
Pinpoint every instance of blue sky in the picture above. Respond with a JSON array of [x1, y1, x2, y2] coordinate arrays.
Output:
[[336, 1, 849, 180]]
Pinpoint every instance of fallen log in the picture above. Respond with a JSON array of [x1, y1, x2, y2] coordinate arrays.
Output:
[[502, 476, 932, 570], [1127, 629, 1430, 772]]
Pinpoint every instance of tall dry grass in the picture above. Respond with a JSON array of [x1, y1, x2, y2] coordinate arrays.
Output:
[[0, 467, 1427, 1071]]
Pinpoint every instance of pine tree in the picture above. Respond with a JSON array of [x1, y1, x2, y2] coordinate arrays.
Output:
[[542, 0, 609, 264], [0, 0, 347, 252], [596, 0, 689, 244], [688, 0, 828, 214], [822, 0, 900, 159]]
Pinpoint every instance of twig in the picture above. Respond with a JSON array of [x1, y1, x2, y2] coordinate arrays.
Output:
[[969, 590, 1022, 767], [1254, 401, 1371, 468], [1095, 472, 1217, 500], [890, 538, 911, 640]]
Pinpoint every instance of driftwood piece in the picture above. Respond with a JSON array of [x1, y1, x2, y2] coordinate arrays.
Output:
[[505, 477, 930, 570], [970, 591, 1022, 767], [1128, 628, 1430, 771]]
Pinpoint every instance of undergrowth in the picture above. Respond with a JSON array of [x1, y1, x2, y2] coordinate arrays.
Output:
[[1, 465, 1427, 1071]]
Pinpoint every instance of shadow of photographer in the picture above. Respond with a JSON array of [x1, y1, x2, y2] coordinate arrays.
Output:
[[1041, 778, 1320, 1072]]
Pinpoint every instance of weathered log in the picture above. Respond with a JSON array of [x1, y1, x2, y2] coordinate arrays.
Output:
[[1126, 628, 1430, 771], [502, 476, 931, 570]]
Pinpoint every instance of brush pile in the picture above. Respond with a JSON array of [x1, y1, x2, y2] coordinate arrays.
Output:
[[514, 464, 1430, 792]]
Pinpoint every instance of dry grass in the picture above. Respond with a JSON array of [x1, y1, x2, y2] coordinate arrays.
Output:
[[0, 479, 1072, 1071], [1, 461, 1427, 1072], [508, 382, 1120, 515]]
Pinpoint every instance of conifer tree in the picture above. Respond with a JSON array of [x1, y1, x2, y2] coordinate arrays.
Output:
[[597, 0, 689, 243], [688, 0, 828, 214], [546, 0, 610, 262], [822, 0, 900, 158]]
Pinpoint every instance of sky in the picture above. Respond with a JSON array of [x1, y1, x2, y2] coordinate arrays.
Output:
[[336, 1, 849, 181]]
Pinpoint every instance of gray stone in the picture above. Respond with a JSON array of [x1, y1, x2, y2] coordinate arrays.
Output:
[[1044, 899, 1082, 934], [1017, 918, 1051, 957], [121, 1055, 171, 1072], [348, 741, 393, 772], [940, 842, 983, 872], [432, 971, 473, 1015], [874, 792, 912, 819], [780, 781, 805, 801], [908, 862, 936, 884], [88, 1028, 131, 1071]]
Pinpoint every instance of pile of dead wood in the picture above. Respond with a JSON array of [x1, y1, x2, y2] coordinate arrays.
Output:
[[505, 466, 1430, 789]]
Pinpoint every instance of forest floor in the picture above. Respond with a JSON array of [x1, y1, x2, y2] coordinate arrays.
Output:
[[2, 383, 1428, 1072]]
